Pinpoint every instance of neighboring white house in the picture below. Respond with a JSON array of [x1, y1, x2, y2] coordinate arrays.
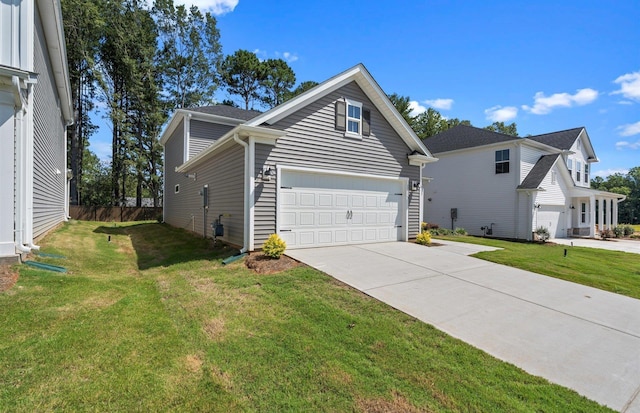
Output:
[[422, 125, 625, 240], [161, 64, 436, 251], [0, 0, 73, 260]]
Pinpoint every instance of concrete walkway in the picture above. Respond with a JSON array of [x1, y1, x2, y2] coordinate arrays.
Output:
[[553, 237, 640, 255], [287, 241, 640, 412]]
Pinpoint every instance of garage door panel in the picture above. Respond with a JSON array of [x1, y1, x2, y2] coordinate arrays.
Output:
[[279, 171, 404, 249]]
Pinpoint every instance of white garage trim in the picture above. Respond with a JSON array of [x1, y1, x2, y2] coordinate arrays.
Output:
[[276, 165, 408, 249]]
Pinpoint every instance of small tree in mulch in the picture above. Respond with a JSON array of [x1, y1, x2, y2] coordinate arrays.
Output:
[[262, 234, 286, 258]]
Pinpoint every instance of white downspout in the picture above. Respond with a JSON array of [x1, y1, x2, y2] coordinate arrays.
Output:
[[233, 133, 249, 253], [12, 76, 31, 254]]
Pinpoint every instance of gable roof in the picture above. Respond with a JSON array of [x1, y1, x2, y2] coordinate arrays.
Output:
[[190, 105, 261, 121], [245, 63, 434, 158], [527, 127, 584, 150], [517, 154, 561, 190], [423, 125, 520, 154]]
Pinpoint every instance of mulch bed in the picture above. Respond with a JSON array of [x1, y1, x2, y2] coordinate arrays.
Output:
[[0, 264, 19, 293], [245, 252, 301, 274]]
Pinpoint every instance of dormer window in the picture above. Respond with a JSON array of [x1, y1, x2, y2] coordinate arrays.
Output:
[[347, 100, 362, 134], [335, 98, 371, 138], [576, 161, 581, 182], [567, 158, 573, 176]]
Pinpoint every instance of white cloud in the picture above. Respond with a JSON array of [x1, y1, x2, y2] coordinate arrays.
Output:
[[612, 71, 640, 101], [276, 51, 298, 63], [522, 88, 599, 114], [593, 168, 630, 178], [484, 105, 518, 122], [154, 0, 238, 14], [616, 140, 640, 150], [253, 48, 267, 61], [617, 121, 640, 137], [423, 98, 453, 110], [408, 100, 427, 116]]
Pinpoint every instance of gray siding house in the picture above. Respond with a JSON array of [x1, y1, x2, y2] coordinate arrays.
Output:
[[0, 0, 73, 260], [162, 64, 436, 251]]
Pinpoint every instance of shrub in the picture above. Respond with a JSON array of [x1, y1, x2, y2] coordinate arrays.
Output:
[[600, 229, 613, 240], [613, 226, 624, 238], [429, 228, 453, 236], [263, 234, 287, 258], [624, 225, 635, 236], [416, 231, 432, 245], [535, 226, 550, 242], [454, 227, 467, 236]]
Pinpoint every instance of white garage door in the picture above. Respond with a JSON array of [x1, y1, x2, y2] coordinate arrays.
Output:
[[536, 205, 566, 239], [278, 170, 405, 249]]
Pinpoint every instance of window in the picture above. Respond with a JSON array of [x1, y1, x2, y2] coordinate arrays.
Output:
[[174, 184, 180, 194], [584, 164, 589, 184], [577, 139, 581, 150], [495, 149, 510, 174], [567, 158, 573, 176], [551, 171, 557, 184], [335, 99, 370, 137], [581, 202, 586, 223], [576, 161, 581, 182], [347, 100, 362, 135]]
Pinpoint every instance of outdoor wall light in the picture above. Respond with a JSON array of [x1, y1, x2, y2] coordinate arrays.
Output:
[[570, 205, 575, 209], [185, 173, 196, 180], [258, 166, 275, 182]]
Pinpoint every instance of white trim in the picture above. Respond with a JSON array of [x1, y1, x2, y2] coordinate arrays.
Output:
[[248, 137, 256, 251], [277, 165, 409, 242], [183, 113, 190, 164], [345, 98, 362, 137]]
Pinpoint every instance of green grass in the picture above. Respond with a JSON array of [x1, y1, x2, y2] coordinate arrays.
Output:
[[436, 235, 640, 299], [0, 221, 612, 412]]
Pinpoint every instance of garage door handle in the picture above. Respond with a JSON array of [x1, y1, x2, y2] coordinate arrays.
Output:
[[280, 229, 292, 232]]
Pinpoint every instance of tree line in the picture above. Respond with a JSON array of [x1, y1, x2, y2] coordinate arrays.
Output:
[[63, 0, 312, 207]]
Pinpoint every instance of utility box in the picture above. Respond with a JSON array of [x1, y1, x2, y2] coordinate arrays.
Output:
[[450, 208, 457, 220], [214, 223, 224, 237]]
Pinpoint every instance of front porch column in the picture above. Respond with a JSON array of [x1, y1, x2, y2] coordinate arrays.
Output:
[[598, 197, 604, 234], [589, 195, 596, 237], [607, 199, 613, 230], [613, 199, 619, 227]]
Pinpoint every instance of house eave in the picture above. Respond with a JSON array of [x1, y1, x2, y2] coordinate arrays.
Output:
[[175, 124, 285, 173], [409, 154, 438, 166]]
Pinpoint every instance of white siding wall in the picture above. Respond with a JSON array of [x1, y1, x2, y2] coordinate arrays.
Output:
[[520, 144, 542, 184], [424, 144, 519, 238], [532, 164, 570, 238], [32, 8, 67, 239], [253, 81, 421, 247]]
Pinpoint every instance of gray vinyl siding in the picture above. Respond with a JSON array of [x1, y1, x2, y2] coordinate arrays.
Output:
[[253, 81, 421, 247], [188, 120, 234, 159], [164, 120, 245, 246], [32, 10, 67, 239]]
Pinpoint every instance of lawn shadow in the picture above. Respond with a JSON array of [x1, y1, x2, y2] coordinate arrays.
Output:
[[94, 222, 238, 270]]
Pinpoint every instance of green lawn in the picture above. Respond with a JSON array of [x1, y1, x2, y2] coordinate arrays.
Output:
[[0, 221, 611, 412], [436, 235, 640, 299]]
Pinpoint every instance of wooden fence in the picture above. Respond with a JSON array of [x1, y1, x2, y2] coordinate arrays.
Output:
[[69, 206, 162, 222]]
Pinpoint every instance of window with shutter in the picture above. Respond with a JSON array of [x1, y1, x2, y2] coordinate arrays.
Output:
[[337, 98, 368, 139]]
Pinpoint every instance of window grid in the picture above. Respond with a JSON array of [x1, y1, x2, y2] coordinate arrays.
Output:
[[495, 149, 510, 174]]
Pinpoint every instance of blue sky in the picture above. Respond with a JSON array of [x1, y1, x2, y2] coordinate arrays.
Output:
[[90, 0, 640, 177]]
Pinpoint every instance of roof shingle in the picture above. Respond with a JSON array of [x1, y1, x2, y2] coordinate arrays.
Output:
[[189, 105, 262, 121], [422, 125, 520, 154], [518, 154, 561, 190]]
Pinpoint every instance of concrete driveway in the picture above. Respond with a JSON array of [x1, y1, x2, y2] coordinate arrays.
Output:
[[553, 237, 640, 255], [287, 241, 640, 412]]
